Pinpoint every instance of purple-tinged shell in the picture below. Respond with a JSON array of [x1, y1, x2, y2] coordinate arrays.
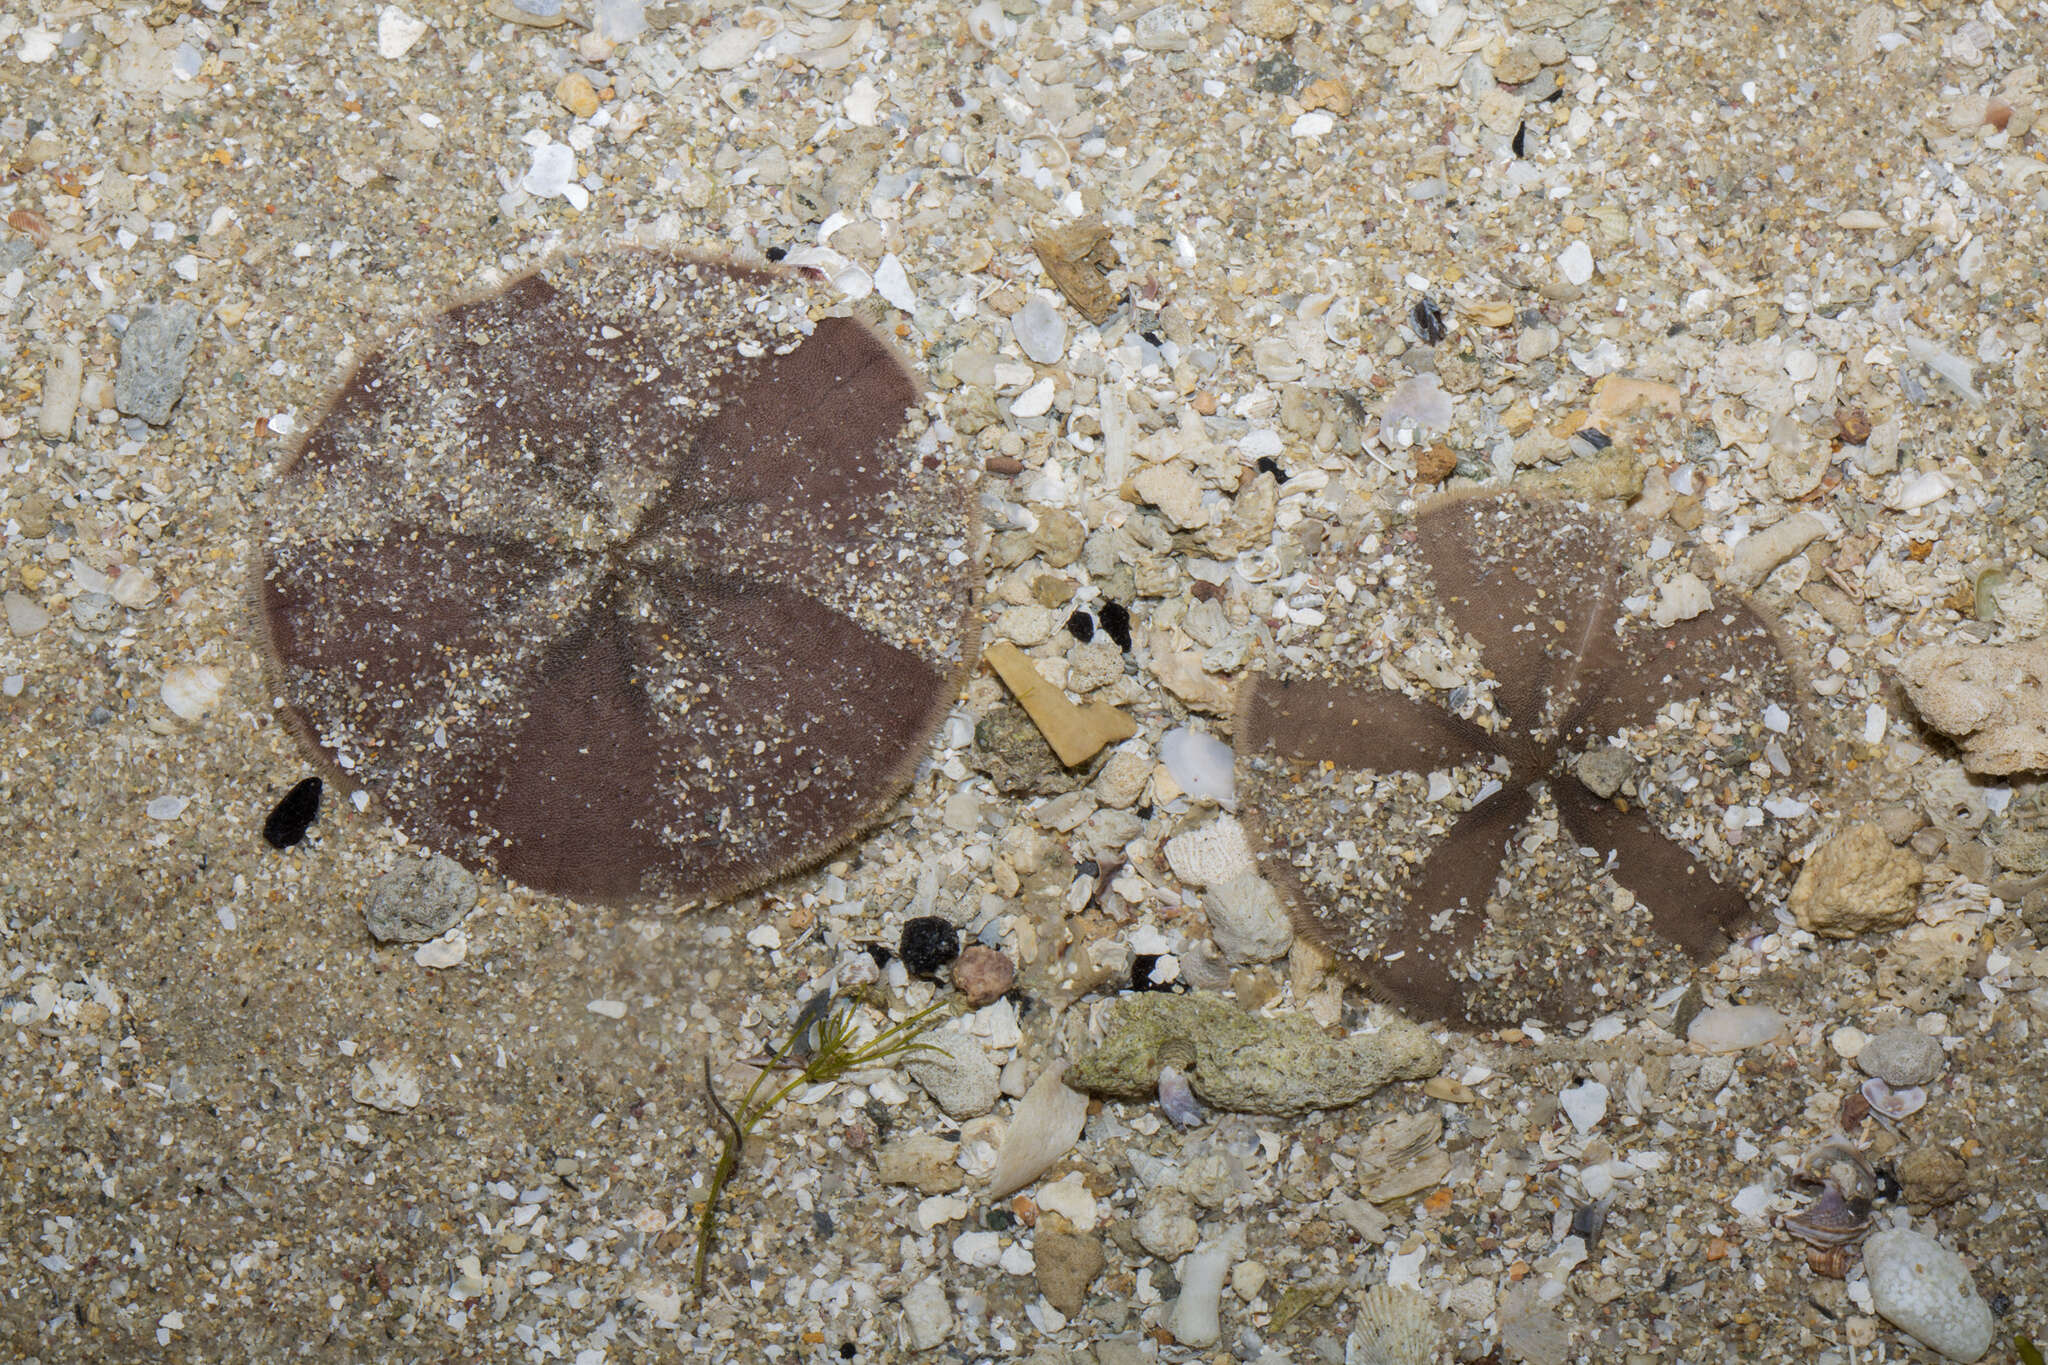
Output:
[[1781, 1185, 1872, 1249], [1781, 1138, 1878, 1249], [1158, 1064, 1205, 1129], [1860, 1077, 1927, 1120]]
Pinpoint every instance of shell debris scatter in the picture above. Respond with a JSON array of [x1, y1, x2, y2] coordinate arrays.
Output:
[[258, 248, 979, 902], [1235, 491, 1816, 1026]]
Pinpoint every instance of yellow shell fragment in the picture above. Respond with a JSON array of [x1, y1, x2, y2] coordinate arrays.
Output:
[[984, 641, 1135, 767]]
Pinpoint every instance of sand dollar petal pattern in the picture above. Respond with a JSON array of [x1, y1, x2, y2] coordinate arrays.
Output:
[[259, 248, 980, 903], [1235, 491, 1814, 1026]]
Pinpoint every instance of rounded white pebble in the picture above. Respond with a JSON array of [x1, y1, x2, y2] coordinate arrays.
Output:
[[1557, 240, 1595, 285], [1865, 1228, 1994, 1362]]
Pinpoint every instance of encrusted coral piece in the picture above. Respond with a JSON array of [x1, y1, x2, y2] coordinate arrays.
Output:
[[259, 248, 979, 902], [1236, 491, 1812, 1026]]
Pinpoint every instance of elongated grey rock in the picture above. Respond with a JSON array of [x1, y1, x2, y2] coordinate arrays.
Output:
[[1066, 992, 1441, 1116]]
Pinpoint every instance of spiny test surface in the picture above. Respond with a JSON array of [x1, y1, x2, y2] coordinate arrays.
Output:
[[1237, 491, 1815, 1026], [259, 248, 979, 903]]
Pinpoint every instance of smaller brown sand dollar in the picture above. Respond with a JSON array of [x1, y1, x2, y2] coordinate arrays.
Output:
[[258, 248, 980, 903]]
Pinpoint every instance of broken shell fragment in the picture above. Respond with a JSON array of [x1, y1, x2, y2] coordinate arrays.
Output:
[[161, 663, 230, 721], [1781, 1184, 1873, 1249], [1158, 1064, 1204, 1129], [1781, 1139, 1877, 1249]]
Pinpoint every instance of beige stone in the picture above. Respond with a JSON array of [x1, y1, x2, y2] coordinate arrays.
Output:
[[1897, 639, 2048, 774], [1233, 0, 1298, 40], [555, 72, 600, 118], [1789, 823, 1925, 939]]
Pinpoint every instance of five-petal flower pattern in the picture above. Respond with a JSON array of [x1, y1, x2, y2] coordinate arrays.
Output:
[[1236, 491, 1812, 1026]]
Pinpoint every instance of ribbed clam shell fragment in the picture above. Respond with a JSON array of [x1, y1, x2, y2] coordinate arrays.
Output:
[[1345, 1283, 1442, 1365]]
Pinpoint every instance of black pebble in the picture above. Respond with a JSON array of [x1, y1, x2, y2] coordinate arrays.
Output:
[[1130, 954, 1178, 993], [764, 245, 787, 261], [899, 916, 961, 975], [984, 1208, 1014, 1231], [262, 777, 323, 849], [865, 942, 895, 968], [1099, 601, 1133, 652], [1254, 455, 1287, 484], [1511, 122, 1528, 158], [1065, 610, 1095, 643], [1411, 296, 1447, 345]]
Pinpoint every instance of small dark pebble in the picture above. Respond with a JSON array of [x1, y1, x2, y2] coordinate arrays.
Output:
[[984, 1208, 1015, 1232], [1065, 610, 1095, 643], [899, 916, 961, 976], [1076, 858, 1100, 878], [1131, 953, 1180, 993], [1251, 51, 1303, 95], [764, 246, 788, 261], [1989, 1291, 2012, 1318], [812, 1210, 835, 1237], [1140, 329, 1162, 347], [840, 1343, 858, 1361], [1511, 122, 1528, 157], [1411, 296, 1447, 345], [865, 942, 894, 967], [1254, 455, 1287, 483], [1577, 425, 1612, 450], [1570, 1195, 1614, 1248], [263, 776, 323, 849], [1874, 1166, 1902, 1201], [1099, 601, 1133, 651]]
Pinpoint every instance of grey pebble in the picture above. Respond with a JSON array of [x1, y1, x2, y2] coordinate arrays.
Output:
[[365, 854, 479, 943], [1574, 747, 1634, 799], [114, 300, 202, 426], [1012, 294, 1068, 365], [70, 592, 120, 632], [903, 1029, 1000, 1119], [5, 591, 51, 637], [1857, 1025, 1946, 1088]]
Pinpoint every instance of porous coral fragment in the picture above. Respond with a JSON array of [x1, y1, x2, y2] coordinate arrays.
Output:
[[1236, 491, 1811, 1026], [259, 248, 979, 903]]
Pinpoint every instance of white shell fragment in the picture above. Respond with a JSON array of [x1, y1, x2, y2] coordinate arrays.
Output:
[[375, 6, 431, 60], [1557, 240, 1595, 285], [520, 142, 577, 199], [161, 663, 230, 721], [986, 1061, 1089, 1198], [1160, 726, 1235, 803], [1687, 1004, 1786, 1052], [350, 1059, 423, 1112]]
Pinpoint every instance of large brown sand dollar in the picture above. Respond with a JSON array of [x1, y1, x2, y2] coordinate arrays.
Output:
[[258, 248, 980, 903]]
